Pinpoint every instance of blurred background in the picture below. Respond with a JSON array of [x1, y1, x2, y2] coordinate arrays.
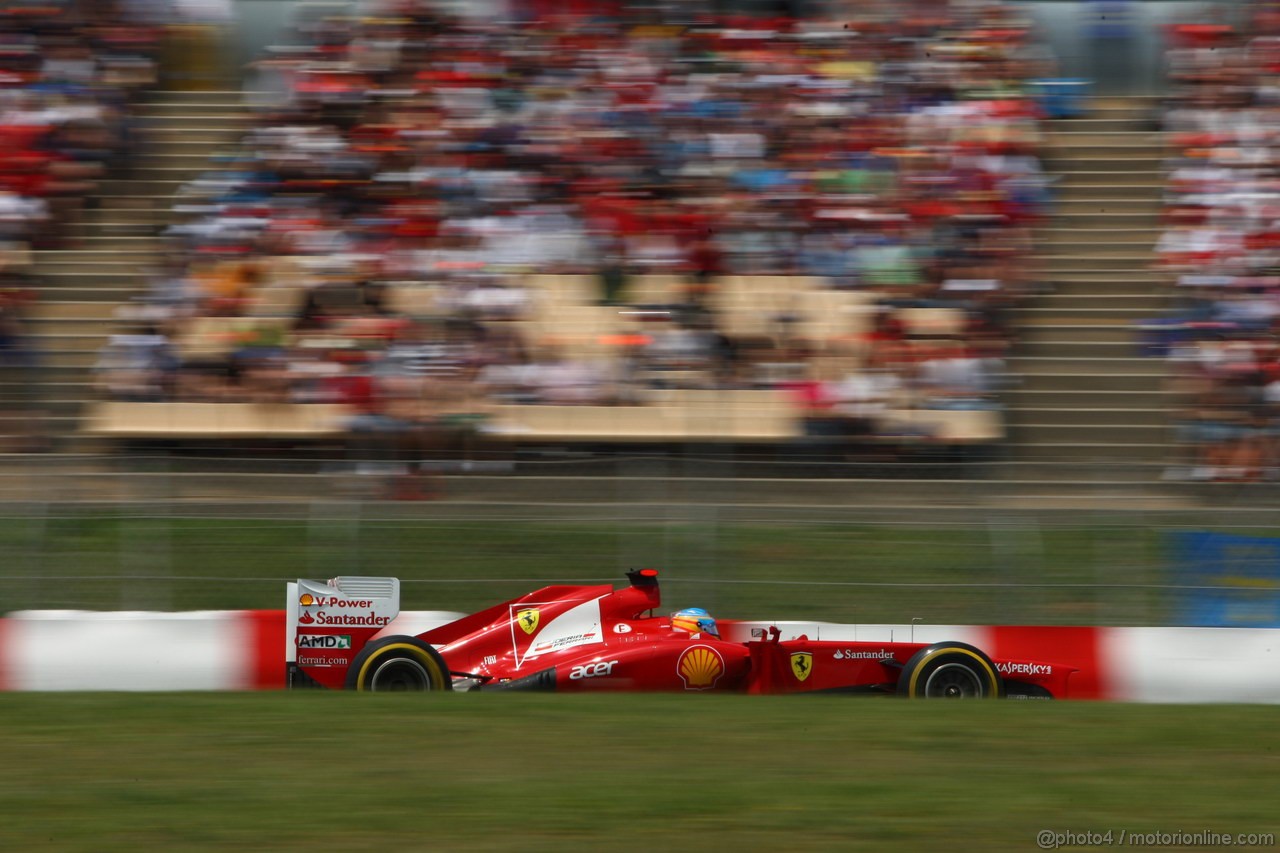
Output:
[[3, 0, 1280, 628]]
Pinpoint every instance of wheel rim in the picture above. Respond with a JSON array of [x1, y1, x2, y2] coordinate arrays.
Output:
[[370, 656, 433, 691], [923, 663, 984, 698]]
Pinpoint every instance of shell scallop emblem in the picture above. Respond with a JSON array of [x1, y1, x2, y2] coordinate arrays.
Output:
[[299, 594, 315, 606], [677, 645, 725, 690]]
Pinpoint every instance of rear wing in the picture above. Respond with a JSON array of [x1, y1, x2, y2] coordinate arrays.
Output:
[[286, 577, 401, 687]]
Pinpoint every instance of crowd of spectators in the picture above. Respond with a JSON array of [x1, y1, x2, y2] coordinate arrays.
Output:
[[1153, 15, 1280, 480], [0, 1, 166, 451], [98, 0, 1055, 462], [0, 2, 163, 253]]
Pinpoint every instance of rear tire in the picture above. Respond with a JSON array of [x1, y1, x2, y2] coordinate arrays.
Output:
[[897, 642, 1003, 699], [345, 636, 452, 692]]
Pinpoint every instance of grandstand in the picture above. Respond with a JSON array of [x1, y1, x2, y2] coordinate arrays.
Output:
[[7, 90, 248, 422], [2, 1, 1278, 509]]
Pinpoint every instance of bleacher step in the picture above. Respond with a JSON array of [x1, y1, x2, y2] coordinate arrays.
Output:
[[1045, 158, 1166, 174], [1012, 307, 1163, 322], [1046, 212, 1163, 228], [1020, 293, 1169, 310], [1036, 256, 1160, 272], [1012, 372, 1166, 393], [1009, 422, 1173, 442], [1004, 389, 1175, 408], [1053, 184, 1164, 201], [1010, 355, 1167, 374], [1016, 340, 1142, 359], [1053, 199, 1164, 213], [1019, 325, 1140, 344], [1007, 442, 1171, 462], [1005, 408, 1171, 428], [1036, 227, 1163, 241]]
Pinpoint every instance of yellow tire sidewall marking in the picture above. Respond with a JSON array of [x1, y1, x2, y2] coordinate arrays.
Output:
[[357, 643, 444, 692], [907, 647, 999, 698]]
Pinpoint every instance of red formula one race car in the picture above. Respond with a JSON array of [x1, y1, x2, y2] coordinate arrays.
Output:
[[286, 570, 1074, 698]]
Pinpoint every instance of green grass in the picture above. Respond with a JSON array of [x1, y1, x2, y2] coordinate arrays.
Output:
[[0, 694, 1275, 851], [0, 515, 1181, 624]]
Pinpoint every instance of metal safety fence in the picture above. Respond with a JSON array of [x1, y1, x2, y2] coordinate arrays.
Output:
[[3, 453, 1279, 628]]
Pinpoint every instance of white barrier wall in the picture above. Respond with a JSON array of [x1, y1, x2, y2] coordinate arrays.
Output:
[[2, 612, 1279, 701], [2, 611, 257, 691], [1102, 627, 1280, 704]]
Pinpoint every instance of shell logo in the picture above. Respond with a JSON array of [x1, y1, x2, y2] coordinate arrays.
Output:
[[677, 645, 724, 691], [299, 594, 315, 607]]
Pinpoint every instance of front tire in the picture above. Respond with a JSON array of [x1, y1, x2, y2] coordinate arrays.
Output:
[[897, 642, 1003, 699], [345, 636, 452, 692]]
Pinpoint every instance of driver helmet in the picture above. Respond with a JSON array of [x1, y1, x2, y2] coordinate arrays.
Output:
[[671, 607, 720, 638]]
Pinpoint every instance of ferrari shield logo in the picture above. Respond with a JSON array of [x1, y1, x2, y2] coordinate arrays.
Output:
[[790, 652, 813, 682], [516, 608, 540, 635]]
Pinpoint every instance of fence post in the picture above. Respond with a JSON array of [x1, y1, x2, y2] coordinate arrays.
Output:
[[10, 501, 49, 612], [308, 498, 362, 579], [118, 511, 173, 611], [986, 514, 1044, 624]]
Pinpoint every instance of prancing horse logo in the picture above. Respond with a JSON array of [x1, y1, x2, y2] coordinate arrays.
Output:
[[517, 608, 540, 635], [790, 652, 813, 682]]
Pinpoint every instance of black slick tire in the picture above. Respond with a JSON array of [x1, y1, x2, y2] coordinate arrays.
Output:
[[345, 636, 452, 692]]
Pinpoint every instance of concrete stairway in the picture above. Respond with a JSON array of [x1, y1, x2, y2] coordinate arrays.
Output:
[[1005, 97, 1176, 484], [10, 91, 249, 445]]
